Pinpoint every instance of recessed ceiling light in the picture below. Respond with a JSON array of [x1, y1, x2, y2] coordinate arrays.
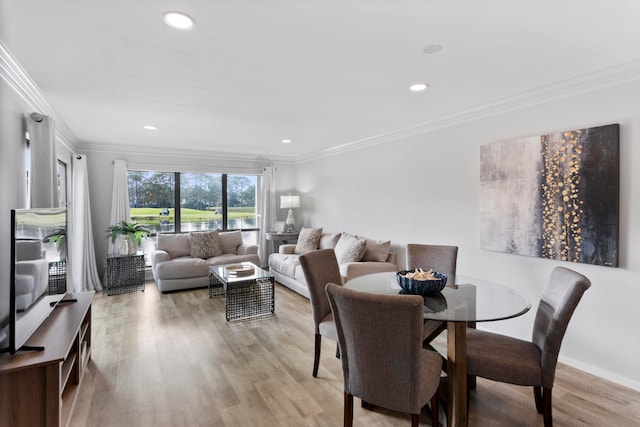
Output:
[[282, 139, 292, 144], [409, 83, 429, 92], [143, 125, 158, 130], [423, 44, 443, 54], [162, 11, 195, 30]]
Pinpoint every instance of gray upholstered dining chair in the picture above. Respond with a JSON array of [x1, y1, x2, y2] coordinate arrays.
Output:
[[465, 266, 591, 427], [299, 248, 342, 377], [406, 243, 459, 345], [325, 282, 442, 427]]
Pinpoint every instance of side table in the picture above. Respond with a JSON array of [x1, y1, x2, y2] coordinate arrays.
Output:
[[48, 260, 67, 295], [265, 231, 299, 254], [105, 254, 145, 295]]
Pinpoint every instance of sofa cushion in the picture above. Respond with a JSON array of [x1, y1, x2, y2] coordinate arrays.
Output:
[[319, 232, 340, 249], [294, 227, 323, 254], [334, 232, 367, 264], [157, 233, 191, 258], [155, 256, 211, 279], [219, 231, 243, 254], [16, 240, 43, 261], [269, 253, 301, 278], [362, 239, 391, 262], [189, 230, 222, 259], [14, 273, 35, 294], [294, 263, 307, 284], [209, 253, 260, 265]]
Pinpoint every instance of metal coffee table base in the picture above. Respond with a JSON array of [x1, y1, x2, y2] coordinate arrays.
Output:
[[209, 268, 275, 321]]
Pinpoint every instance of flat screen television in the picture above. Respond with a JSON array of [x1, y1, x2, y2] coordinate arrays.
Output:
[[0, 207, 67, 354]]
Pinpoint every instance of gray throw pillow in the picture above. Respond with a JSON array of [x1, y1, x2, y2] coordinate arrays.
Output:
[[362, 239, 391, 262], [294, 227, 323, 254], [189, 230, 221, 259]]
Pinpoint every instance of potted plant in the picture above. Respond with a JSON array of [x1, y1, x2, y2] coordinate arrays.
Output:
[[107, 220, 151, 255]]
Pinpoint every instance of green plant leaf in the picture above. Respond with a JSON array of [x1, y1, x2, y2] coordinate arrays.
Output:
[[106, 220, 151, 245]]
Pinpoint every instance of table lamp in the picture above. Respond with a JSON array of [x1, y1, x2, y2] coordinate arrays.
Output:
[[280, 194, 300, 232]]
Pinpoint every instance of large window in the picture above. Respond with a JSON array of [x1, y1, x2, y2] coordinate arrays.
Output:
[[128, 171, 176, 232], [127, 171, 259, 245]]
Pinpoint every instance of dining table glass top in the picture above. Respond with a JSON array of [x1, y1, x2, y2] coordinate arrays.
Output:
[[344, 272, 531, 323]]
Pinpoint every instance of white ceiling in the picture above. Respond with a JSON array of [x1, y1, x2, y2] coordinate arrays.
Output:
[[2, 0, 640, 161]]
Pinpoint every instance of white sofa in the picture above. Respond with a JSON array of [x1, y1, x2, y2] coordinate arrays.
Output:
[[268, 229, 398, 298], [15, 240, 49, 311], [151, 230, 260, 293]]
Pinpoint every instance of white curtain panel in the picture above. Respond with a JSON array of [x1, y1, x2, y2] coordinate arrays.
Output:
[[257, 167, 276, 268], [68, 155, 103, 292], [108, 160, 131, 255], [26, 113, 59, 208]]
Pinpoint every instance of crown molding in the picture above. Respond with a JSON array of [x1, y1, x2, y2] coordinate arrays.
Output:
[[295, 59, 640, 163], [0, 40, 79, 152], [81, 141, 294, 169]]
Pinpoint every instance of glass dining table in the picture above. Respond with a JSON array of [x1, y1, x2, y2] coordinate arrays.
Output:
[[344, 272, 531, 427]]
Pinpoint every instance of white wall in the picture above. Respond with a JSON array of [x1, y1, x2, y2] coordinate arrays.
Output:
[[293, 80, 640, 390], [0, 77, 30, 330]]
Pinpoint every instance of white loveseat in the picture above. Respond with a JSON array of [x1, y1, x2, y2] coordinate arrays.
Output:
[[268, 229, 398, 298], [151, 230, 260, 293]]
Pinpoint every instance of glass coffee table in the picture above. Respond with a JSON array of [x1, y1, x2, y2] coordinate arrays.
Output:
[[208, 262, 275, 321]]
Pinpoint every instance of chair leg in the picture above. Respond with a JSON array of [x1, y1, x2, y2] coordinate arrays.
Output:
[[313, 334, 321, 377], [543, 387, 553, 427], [466, 375, 471, 414], [533, 386, 543, 413], [361, 400, 374, 410], [431, 394, 439, 427], [411, 413, 420, 427], [344, 392, 354, 427]]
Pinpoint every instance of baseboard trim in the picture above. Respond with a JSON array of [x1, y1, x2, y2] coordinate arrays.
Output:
[[558, 354, 640, 392]]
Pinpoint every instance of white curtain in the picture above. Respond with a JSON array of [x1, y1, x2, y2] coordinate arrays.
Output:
[[26, 113, 59, 208], [108, 160, 131, 255], [68, 155, 102, 292], [257, 167, 276, 267]]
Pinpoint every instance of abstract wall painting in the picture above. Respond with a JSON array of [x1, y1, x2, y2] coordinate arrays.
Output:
[[480, 124, 619, 267]]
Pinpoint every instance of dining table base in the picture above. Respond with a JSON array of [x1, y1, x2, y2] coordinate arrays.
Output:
[[447, 321, 468, 427]]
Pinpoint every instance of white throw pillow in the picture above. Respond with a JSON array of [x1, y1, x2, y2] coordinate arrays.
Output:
[[319, 232, 340, 249], [219, 230, 243, 254], [157, 233, 191, 258], [334, 232, 367, 264]]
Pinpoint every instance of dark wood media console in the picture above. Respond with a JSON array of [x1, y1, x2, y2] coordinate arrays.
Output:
[[0, 291, 94, 427]]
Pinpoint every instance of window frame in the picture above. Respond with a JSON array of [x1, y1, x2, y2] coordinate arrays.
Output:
[[127, 170, 260, 234]]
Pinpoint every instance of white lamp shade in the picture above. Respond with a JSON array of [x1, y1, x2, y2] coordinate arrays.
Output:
[[280, 195, 300, 209]]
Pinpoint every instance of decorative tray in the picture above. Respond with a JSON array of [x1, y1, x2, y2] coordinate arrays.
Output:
[[225, 264, 255, 276]]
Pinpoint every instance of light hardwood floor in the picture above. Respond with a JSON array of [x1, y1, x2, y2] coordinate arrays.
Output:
[[70, 281, 640, 427]]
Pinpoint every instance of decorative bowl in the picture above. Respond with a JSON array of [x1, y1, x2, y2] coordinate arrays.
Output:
[[396, 269, 448, 295]]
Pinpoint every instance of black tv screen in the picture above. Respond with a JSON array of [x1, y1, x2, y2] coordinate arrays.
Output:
[[0, 207, 67, 354]]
